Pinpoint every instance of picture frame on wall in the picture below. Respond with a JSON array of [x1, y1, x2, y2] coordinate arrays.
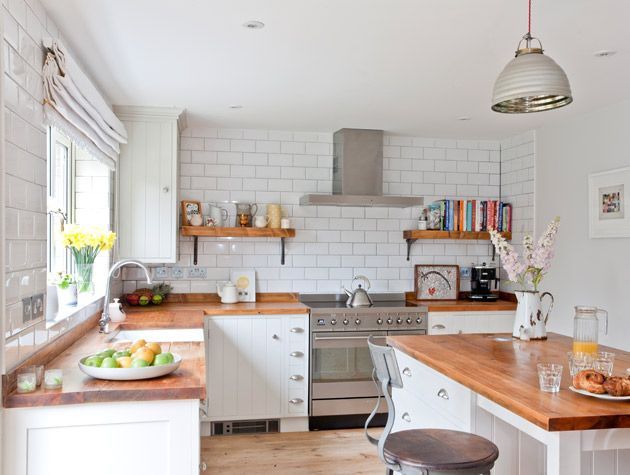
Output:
[[414, 264, 460, 300], [181, 200, 201, 226], [589, 167, 630, 238]]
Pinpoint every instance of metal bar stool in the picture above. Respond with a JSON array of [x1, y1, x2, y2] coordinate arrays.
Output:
[[365, 336, 499, 475]]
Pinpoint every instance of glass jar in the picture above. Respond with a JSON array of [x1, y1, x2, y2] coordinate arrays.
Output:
[[572, 306, 608, 354]]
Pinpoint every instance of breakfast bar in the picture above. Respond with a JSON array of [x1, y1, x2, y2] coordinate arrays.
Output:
[[387, 333, 630, 475]]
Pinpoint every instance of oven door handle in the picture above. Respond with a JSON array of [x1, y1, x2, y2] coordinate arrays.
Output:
[[313, 335, 382, 341]]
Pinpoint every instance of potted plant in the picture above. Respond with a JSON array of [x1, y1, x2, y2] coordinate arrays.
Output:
[[490, 217, 560, 340], [61, 225, 116, 294], [55, 273, 78, 307]]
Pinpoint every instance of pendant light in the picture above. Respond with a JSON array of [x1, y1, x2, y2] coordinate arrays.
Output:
[[492, 0, 572, 113]]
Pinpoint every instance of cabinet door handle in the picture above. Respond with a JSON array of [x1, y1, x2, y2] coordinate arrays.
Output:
[[289, 398, 303, 404], [162, 186, 169, 193], [432, 324, 446, 330], [289, 327, 304, 334], [458, 330, 463, 334], [272, 334, 279, 340], [289, 374, 304, 381], [402, 367, 412, 377], [289, 351, 304, 358], [437, 388, 449, 400], [402, 412, 411, 423]]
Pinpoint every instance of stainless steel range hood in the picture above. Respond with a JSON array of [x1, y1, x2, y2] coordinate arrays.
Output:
[[300, 128, 423, 207]]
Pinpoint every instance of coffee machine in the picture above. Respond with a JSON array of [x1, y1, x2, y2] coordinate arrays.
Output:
[[469, 262, 500, 301]]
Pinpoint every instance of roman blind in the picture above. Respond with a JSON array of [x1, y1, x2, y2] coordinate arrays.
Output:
[[42, 38, 127, 170]]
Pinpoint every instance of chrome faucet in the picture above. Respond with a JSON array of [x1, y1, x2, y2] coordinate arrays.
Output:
[[99, 259, 152, 333]]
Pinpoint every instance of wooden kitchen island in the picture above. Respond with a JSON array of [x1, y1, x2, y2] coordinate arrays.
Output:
[[387, 333, 630, 475]]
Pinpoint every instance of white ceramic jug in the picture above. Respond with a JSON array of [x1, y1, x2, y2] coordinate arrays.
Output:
[[217, 281, 239, 304], [512, 291, 554, 340], [109, 298, 127, 322]]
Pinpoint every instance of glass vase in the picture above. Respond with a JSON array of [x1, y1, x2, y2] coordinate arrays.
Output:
[[75, 263, 95, 294]]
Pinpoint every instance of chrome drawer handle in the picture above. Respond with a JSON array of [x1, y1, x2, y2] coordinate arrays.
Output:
[[432, 324, 446, 330], [162, 186, 170, 193], [402, 412, 411, 423], [272, 334, 279, 340], [290, 327, 304, 333], [437, 388, 449, 400], [289, 374, 304, 381], [289, 351, 304, 358], [289, 398, 303, 404], [402, 367, 412, 377]]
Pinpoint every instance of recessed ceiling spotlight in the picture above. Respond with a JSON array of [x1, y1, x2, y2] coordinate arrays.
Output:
[[593, 50, 616, 58], [228, 105, 243, 109], [243, 20, 265, 30], [457, 116, 472, 121]]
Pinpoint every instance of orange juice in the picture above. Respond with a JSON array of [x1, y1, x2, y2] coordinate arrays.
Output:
[[572, 341, 598, 354]]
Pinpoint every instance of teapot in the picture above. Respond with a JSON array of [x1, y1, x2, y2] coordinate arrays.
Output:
[[342, 275, 373, 307], [217, 281, 239, 304]]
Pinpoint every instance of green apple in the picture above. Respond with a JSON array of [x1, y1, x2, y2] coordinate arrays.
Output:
[[138, 295, 150, 306], [152, 294, 163, 305], [101, 357, 119, 368], [154, 352, 175, 366], [131, 358, 150, 368], [84, 356, 104, 367], [112, 350, 131, 359], [97, 348, 116, 358]]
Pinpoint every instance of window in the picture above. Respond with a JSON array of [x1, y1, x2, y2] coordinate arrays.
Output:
[[47, 127, 114, 295]]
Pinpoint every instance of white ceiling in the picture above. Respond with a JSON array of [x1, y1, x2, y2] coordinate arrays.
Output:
[[41, 0, 630, 139]]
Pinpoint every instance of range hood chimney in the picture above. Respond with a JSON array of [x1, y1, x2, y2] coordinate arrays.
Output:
[[300, 128, 423, 207]]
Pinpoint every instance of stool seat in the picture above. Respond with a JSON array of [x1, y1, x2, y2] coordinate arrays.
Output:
[[383, 429, 499, 473]]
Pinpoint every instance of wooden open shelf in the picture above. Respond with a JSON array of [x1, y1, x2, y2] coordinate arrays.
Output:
[[403, 230, 512, 261], [181, 226, 296, 265]]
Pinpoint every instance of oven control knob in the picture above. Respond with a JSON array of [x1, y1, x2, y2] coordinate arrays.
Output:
[[406, 317, 412, 324], [343, 319, 349, 325], [416, 317, 423, 324], [376, 318, 383, 325], [396, 318, 403, 324], [355, 318, 361, 325], [330, 319, 337, 325], [387, 318, 393, 325]]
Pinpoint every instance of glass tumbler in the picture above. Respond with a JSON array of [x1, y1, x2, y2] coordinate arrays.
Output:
[[567, 352, 593, 377], [17, 371, 37, 393], [537, 363, 563, 393], [593, 351, 615, 377]]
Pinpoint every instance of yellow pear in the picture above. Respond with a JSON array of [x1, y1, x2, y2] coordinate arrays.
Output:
[[116, 356, 132, 368], [132, 347, 155, 365], [129, 339, 147, 354], [145, 342, 162, 355]]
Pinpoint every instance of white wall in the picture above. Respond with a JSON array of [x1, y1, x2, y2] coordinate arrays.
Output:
[[123, 127, 503, 294], [537, 99, 630, 350]]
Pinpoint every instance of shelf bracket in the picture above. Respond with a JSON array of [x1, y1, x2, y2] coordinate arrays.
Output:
[[193, 236, 199, 266], [280, 237, 286, 265], [406, 238, 417, 261]]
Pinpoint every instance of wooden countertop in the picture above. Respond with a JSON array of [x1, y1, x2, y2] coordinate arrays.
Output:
[[406, 299, 517, 312], [123, 301, 309, 320], [388, 333, 630, 432]]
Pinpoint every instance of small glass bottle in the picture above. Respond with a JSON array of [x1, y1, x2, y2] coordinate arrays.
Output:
[[573, 306, 608, 354]]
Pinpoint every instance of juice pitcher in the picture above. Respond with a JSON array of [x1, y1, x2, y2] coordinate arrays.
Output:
[[573, 306, 608, 354]]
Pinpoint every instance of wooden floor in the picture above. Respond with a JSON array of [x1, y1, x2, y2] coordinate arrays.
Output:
[[201, 429, 383, 474]]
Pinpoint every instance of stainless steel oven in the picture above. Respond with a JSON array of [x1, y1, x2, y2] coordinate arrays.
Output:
[[302, 293, 427, 429]]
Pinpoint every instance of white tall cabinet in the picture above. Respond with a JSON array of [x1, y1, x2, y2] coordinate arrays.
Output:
[[114, 106, 185, 263]]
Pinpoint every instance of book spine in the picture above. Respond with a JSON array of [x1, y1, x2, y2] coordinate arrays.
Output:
[[467, 201, 473, 232], [498, 202, 504, 232]]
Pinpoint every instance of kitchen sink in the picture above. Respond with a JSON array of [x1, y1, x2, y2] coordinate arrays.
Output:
[[107, 328, 204, 343]]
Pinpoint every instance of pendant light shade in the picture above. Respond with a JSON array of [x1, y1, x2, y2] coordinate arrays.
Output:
[[492, 43, 572, 113]]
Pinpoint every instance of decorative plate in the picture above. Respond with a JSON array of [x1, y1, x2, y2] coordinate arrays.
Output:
[[569, 386, 630, 401], [414, 264, 460, 300], [78, 354, 182, 381]]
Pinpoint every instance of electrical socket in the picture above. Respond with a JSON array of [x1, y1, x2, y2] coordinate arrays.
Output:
[[154, 267, 169, 279], [171, 267, 184, 279], [32, 293, 45, 320], [22, 297, 32, 323], [460, 267, 472, 279], [187, 267, 207, 279]]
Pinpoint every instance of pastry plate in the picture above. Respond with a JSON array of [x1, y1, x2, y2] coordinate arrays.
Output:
[[569, 386, 630, 401], [79, 354, 182, 381]]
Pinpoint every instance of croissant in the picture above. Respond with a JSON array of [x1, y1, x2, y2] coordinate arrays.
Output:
[[603, 377, 630, 397], [573, 370, 607, 394]]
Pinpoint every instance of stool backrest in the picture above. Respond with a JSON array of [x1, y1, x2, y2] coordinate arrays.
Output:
[[368, 336, 403, 389]]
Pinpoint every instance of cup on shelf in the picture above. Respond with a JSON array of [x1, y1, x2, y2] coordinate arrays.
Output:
[[254, 215, 268, 228], [44, 369, 63, 390], [567, 351, 594, 377], [593, 351, 615, 377], [280, 218, 290, 229], [17, 371, 37, 393], [537, 363, 563, 393]]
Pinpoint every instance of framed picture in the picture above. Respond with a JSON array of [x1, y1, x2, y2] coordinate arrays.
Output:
[[414, 264, 459, 300], [181, 200, 201, 226], [589, 167, 630, 238], [230, 270, 256, 302]]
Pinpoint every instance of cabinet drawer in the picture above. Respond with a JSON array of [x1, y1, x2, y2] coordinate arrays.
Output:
[[392, 387, 463, 433], [428, 314, 461, 335], [287, 388, 307, 415], [394, 349, 471, 429]]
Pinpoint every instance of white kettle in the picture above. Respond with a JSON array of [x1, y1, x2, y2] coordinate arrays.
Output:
[[217, 281, 239, 304]]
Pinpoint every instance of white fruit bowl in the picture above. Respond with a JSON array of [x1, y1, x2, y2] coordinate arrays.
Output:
[[78, 354, 182, 381]]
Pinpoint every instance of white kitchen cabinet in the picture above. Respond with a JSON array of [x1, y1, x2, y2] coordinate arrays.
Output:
[[428, 311, 514, 335], [3, 399, 199, 475], [115, 106, 185, 263], [205, 314, 309, 430]]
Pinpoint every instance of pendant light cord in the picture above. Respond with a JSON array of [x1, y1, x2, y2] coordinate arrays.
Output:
[[528, 0, 532, 35]]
